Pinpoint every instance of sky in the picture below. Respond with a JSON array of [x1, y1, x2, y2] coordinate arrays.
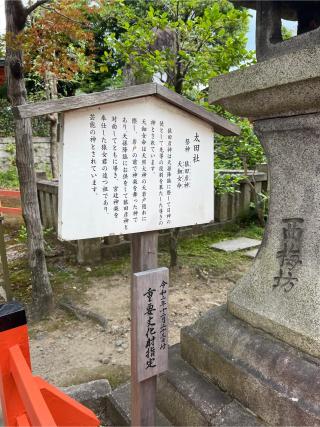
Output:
[[0, 5, 298, 54]]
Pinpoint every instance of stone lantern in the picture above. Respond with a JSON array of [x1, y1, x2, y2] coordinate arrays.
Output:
[[180, 2, 320, 425]]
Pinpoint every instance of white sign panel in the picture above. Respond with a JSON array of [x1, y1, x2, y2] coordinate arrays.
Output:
[[58, 96, 214, 240]]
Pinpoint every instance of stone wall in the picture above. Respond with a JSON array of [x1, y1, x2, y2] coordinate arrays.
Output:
[[0, 137, 51, 171]]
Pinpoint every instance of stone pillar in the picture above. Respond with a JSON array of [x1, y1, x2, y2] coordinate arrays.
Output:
[[77, 238, 102, 265], [229, 113, 320, 357], [208, 44, 320, 359]]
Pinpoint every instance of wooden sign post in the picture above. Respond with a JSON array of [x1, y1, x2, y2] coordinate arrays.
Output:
[[14, 83, 240, 426], [131, 232, 159, 426]]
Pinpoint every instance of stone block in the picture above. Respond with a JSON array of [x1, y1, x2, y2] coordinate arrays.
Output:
[[210, 237, 261, 253], [181, 306, 320, 426], [61, 379, 111, 426], [209, 45, 320, 119], [157, 345, 262, 426], [243, 248, 259, 259], [106, 382, 171, 426]]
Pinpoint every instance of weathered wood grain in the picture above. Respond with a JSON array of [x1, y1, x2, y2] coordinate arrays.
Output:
[[131, 231, 158, 426], [14, 83, 239, 136], [133, 267, 169, 382]]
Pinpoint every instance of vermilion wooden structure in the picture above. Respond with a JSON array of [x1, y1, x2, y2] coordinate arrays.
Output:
[[0, 302, 100, 427], [0, 190, 22, 216]]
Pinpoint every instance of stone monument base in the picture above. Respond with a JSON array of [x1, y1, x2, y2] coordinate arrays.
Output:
[[181, 306, 320, 426]]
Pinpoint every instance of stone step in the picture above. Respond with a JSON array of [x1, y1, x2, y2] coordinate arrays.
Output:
[[106, 382, 172, 426], [157, 344, 263, 426], [181, 305, 320, 426]]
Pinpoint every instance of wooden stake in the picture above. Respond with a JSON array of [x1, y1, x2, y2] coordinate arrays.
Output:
[[131, 231, 158, 427], [0, 216, 12, 301]]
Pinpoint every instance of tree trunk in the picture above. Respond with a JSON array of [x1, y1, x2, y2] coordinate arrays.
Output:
[[45, 71, 59, 179], [5, 0, 54, 318]]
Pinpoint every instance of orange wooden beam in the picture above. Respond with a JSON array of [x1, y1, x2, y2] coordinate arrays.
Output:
[[9, 345, 57, 427], [0, 190, 21, 199], [16, 413, 31, 427], [35, 377, 100, 427], [0, 206, 22, 215]]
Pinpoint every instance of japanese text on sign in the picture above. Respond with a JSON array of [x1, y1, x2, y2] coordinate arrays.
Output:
[[59, 97, 214, 240]]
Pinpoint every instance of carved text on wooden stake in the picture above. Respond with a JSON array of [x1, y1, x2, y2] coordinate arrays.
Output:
[[133, 267, 169, 382]]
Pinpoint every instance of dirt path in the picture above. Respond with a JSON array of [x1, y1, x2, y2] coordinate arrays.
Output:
[[29, 262, 251, 388]]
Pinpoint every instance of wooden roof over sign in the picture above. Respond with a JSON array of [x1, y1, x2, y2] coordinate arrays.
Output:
[[14, 83, 240, 136]]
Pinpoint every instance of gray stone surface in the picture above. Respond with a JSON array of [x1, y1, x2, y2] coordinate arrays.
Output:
[[62, 379, 111, 426], [210, 237, 261, 253], [0, 137, 50, 172], [181, 305, 320, 426], [106, 382, 171, 426], [243, 248, 259, 259], [209, 45, 320, 119], [235, 2, 320, 62], [157, 344, 262, 426], [228, 113, 320, 358]]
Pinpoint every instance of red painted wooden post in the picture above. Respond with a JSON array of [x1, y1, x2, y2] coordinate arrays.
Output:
[[9, 344, 57, 426], [0, 302, 100, 427], [0, 303, 31, 427]]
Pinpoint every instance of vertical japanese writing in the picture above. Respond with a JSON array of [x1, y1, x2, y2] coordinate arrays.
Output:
[[151, 120, 156, 173], [101, 115, 108, 212], [132, 118, 139, 223], [177, 161, 183, 189], [185, 138, 191, 153], [184, 160, 191, 189], [193, 132, 200, 163], [89, 113, 97, 194], [144, 287, 157, 369], [112, 116, 118, 179], [166, 128, 172, 224], [112, 116, 119, 219], [159, 121, 164, 226], [122, 117, 129, 230], [159, 280, 168, 350], [273, 218, 304, 292], [141, 119, 147, 222]]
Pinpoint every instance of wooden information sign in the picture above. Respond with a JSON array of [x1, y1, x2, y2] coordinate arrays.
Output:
[[132, 268, 169, 382], [14, 83, 240, 427], [58, 96, 214, 240]]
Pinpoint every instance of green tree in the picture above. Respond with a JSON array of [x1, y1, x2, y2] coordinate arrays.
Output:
[[96, 0, 252, 95], [88, 0, 254, 266]]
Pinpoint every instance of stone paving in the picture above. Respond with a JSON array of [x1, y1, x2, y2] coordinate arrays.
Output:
[[210, 237, 261, 253]]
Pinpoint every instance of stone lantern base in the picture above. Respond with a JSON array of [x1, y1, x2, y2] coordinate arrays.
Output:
[[181, 305, 320, 426]]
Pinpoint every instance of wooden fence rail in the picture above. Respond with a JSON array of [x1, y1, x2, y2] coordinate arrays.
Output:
[[0, 190, 22, 216], [36, 168, 268, 264]]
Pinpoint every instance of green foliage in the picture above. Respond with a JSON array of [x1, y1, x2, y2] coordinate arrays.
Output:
[[17, 225, 28, 243], [0, 167, 19, 189], [0, 99, 14, 137], [83, 0, 253, 93], [84, 0, 261, 196], [282, 25, 294, 40], [0, 98, 49, 137], [214, 171, 243, 195]]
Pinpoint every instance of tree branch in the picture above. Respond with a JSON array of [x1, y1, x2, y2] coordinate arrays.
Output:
[[25, 0, 52, 16], [41, 5, 92, 29]]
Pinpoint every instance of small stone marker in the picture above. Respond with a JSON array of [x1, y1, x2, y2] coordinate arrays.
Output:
[[210, 237, 261, 253], [132, 268, 169, 382]]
